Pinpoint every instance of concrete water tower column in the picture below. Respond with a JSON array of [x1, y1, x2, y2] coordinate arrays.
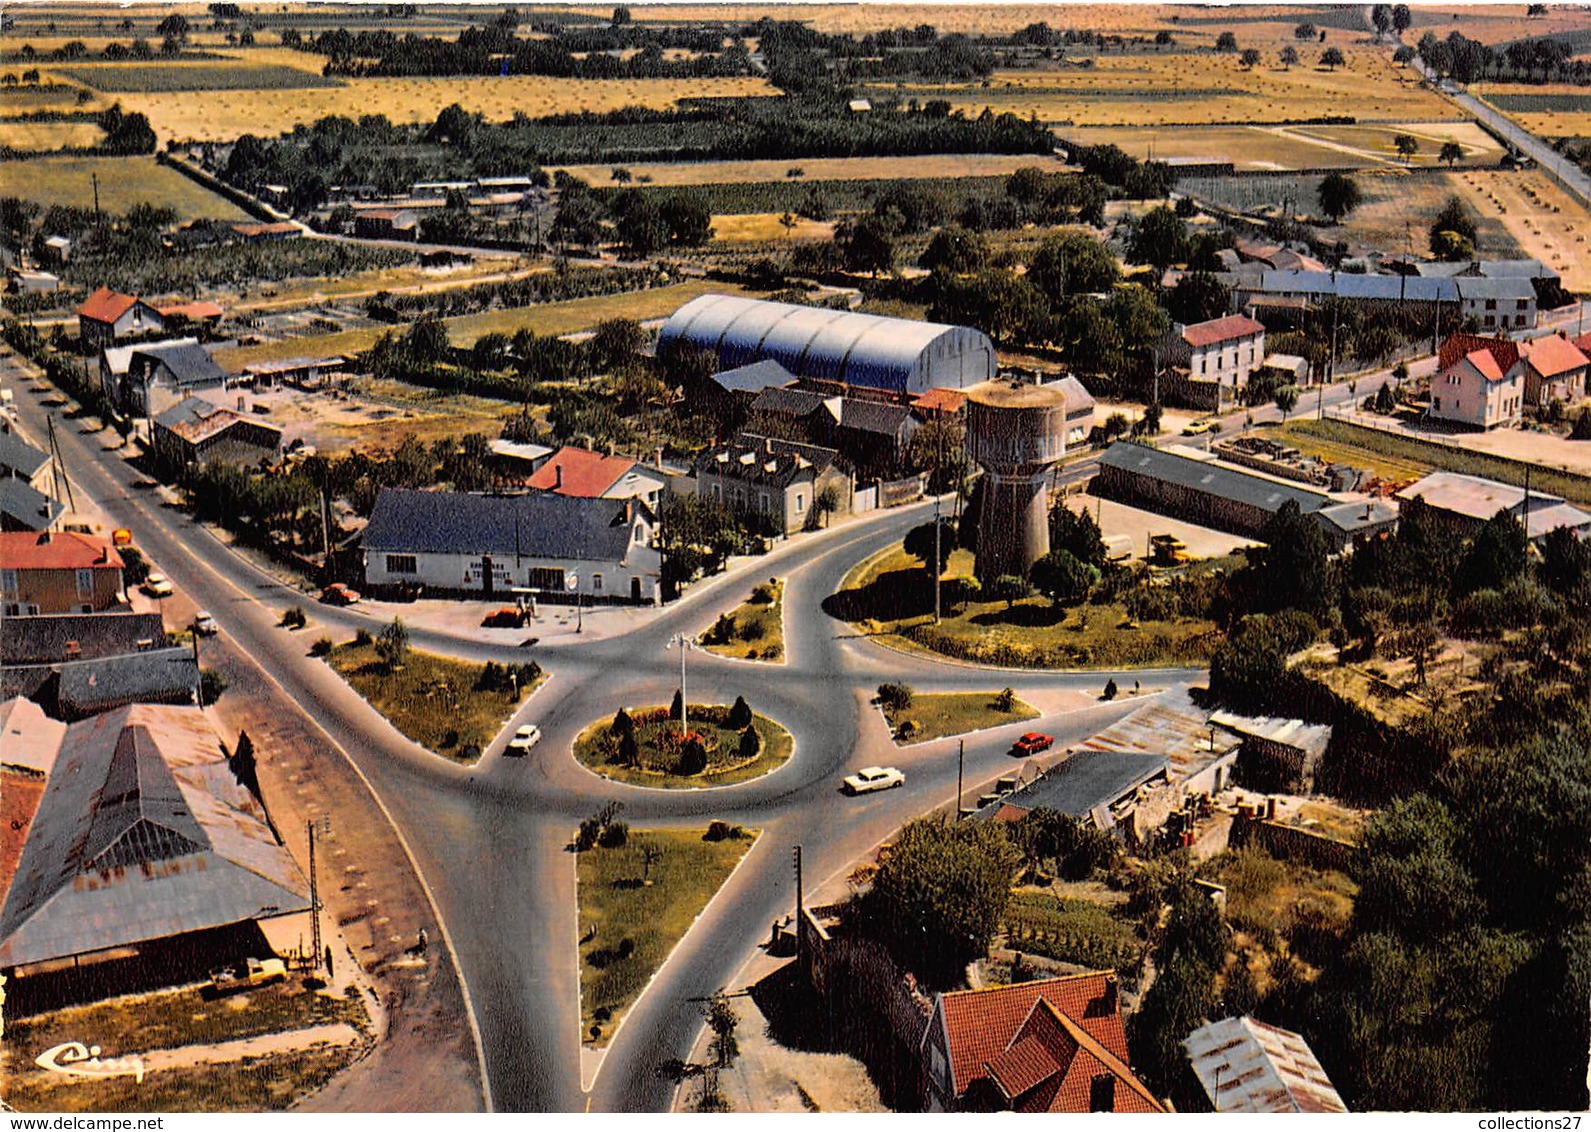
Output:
[[965, 379, 1069, 583]]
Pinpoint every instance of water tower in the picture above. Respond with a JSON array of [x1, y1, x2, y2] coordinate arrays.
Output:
[[965, 379, 1069, 582]]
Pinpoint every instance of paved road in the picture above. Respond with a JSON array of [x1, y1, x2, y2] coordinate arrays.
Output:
[[8, 362, 1205, 1111]]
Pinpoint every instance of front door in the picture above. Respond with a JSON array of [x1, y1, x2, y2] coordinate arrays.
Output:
[[481, 555, 494, 596], [631, 577, 642, 602]]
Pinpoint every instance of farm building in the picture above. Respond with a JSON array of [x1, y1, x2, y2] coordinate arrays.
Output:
[[921, 974, 1163, 1113], [354, 209, 420, 240], [1395, 471, 1591, 542], [1248, 271, 1536, 332], [6, 269, 59, 295], [0, 702, 309, 984], [659, 293, 997, 396], [241, 355, 349, 391], [77, 287, 165, 351], [151, 398, 284, 472], [1182, 1017, 1347, 1113], [1093, 442, 1331, 539], [1208, 710, 1334, 794], [362, 488, 662, 604]]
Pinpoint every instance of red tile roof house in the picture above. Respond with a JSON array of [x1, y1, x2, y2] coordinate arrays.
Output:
[[0, 530, 126, 615], [920, 972, 1165, 1113], [1517, 331, 1589, 409], [526, 446, 666, 509], [1161, 314, 1267, 412], [1431, 334, 1525, 430], [76, 287, 166, 351]]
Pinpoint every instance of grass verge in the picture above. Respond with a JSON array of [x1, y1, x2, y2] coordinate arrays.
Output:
[[578, 828, 756, 1046], [325, 640, 543, 764], [882, 690, 1039, 745], [573, 703, 792, 788], [699, 577, 784, 661]]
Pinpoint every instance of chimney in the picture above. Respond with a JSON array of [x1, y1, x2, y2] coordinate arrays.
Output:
[[554, 463, 563, 489], [36, 530, 51, 545], [765, 436, 774, 454], [100, 545, 112, 564], [1102, 971, 1119, 1012]]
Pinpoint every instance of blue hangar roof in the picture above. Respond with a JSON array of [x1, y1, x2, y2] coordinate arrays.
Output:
[[659, 293, 996, 395]]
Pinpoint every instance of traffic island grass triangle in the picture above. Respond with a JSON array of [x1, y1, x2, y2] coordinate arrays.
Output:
[[577, 826, 757, 1049]]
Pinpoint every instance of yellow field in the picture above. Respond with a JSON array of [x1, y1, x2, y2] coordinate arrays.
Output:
[[0, 121, 103, 150], [1064, 120, 1498, 172], [1453, 169, 1591, 293], [711, 213, 836, 243], [871, 52, 1458, 127], [574, 4, 1190, 36], [0, 155, 250, 220], [69, 74, 780, 142], [557, 152, 1071, 188]]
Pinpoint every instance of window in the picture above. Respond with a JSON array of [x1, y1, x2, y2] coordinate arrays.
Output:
[[592, 573, 603, 592], [1433, 396, 1442, 411], [795, 492, 806, 513], [76, 568, 94, 595], [1518, 299, 1529, 310], [1485, 299, 1497, 311], [1090, 1075, 1116, 1112], [760, 492, 770, 513], [0, 568, 15, 593], [528, 567, 566, 591], [386, 554, 418, 575]]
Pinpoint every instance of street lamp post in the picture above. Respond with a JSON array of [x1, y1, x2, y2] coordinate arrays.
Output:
[[667, 632, 702, 735]]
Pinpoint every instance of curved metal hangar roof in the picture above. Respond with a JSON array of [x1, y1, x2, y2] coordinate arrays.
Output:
[[659, 293, 996, 395]]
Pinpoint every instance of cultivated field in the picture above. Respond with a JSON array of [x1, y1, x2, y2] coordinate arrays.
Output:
[[83, 74, 781, 143], [1452, 168, 1591, 293], [0, 155, 250, 220], [556, 152, 1072, 189], [1483, 88, 1591, 141], [868, 51, 1457, 127], [711, 213, 836, 243], [1068, 120, 1499, 172], [0, 120, 103, 150], [52, 61, 344, 93]]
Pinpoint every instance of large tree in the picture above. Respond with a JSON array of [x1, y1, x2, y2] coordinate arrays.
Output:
[[1126, 206, 1186, 271], [1030, 549, 1097, 606], [1027, 232, 1119, 303], [1318, 171, 1362, 222]]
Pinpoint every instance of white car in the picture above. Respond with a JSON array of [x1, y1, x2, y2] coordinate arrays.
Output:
[[843, 766, 905, 795], [193, 611, 218, 636], [142, 573, 174, 598], [506, 724, 542, 755]]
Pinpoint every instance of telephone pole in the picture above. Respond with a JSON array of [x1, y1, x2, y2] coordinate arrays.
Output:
[[792, 845, 804, 959], [932, 494, 942, 624], [956, 738, 965, 820]]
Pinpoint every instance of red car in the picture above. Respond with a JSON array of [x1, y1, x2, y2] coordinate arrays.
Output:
[[483, 607, 525, 628], [320, 583, 361, 606], [1011, 731, 1054, 756]]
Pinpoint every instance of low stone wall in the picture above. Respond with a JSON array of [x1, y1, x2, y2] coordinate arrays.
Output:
[[1231, 813, 1358, 875]]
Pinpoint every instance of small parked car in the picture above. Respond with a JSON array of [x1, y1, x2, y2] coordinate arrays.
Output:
[[142, 573, 174, 598], [483, 606, 525, 628], [842, 766, 905, 795], [506, 724, 542, 755], [1182, 418, 1219, 436], [192, 611, 218, 636], [320, 583, 361, 606], [208, 957, 286, 995], [1011, 732, 1055, 756]]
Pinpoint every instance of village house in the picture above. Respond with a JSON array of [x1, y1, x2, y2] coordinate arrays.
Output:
[[0, 429, 52, 497], [77, 287, 165, 350], [1516, 331, 1589, 409], [1161, 314, 1267, 410], [353, 208, 420, 240], [151, 397, 284, 472], [0, 477, 64, 534], [361, 487, 662, 604], [0, 530, 126, 616], [920, 973, 1164, 1113], [1429, 336, 1525, 429], [99, 336, 198, 411], [122, 342, 230, 419], [155, 300, 226, 339], [694, 434, 854, 536], [525, 446, 666, 510]]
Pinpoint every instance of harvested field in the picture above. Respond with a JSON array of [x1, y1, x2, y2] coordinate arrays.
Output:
[[1066, 125, 1366, 172], [101, 75, 781, 142], [869, 51, 1456, 127], [0, 120, 103, 150], [585, 4, 1188, 36], [1451, 168, 1591, 293], [711, 213, 835, 243], [51, 62, 345, 93], [556, 152, 1072, 188], [0, 155, 250, 220]]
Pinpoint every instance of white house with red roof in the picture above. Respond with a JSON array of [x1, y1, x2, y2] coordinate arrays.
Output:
[[526, 446, 665, 509], [920, 972, 1164, 1113], [1430, 334, 1525, 429], [0, 530, 126, 615], [1162, 314, 1267, 409], [1517, 331, 1589, 409], [76, 287, 165, 350]]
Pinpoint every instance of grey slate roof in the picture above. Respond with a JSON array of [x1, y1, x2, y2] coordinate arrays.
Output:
[[710, 358, 796, 394], [0, 429, 49, 480], [154, 395, 219, 429], [0, 703, 309, 967], [1315, 498, 1400, 535], [56, 647, 199, 718], [984, 749, 1168, 820], [1258, 270, 1535, 304], [838, 398, 916, 437], [750, 386, 836, 419], [362, 488, 644, 561], [0, 611, 166, 665], [133, 342, 226, 388], [1099, 442, 1331, 516], [696, 434, 837, 489], [0, 476, 65, 531]]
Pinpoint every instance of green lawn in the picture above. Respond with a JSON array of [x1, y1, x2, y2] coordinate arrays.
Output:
[[573, 702, 793, 788], [578, 828, 756, 1046], [700, 577, 784, 661], [1284, 418, 1591, 506], [325, 640, 542, 764], [882, 690, 1039, 746], [832, 544, 1220, 670], [1002, 890, 1143, 970], [0, 155, 250, 220]]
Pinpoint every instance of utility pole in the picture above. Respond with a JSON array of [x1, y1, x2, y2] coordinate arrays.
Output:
[[792, 845, 804, 959], [91, 172, 101, 230], [932, 494, 942, 624], [956, 738, 965, 820], [307, 816, 326, 974]]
